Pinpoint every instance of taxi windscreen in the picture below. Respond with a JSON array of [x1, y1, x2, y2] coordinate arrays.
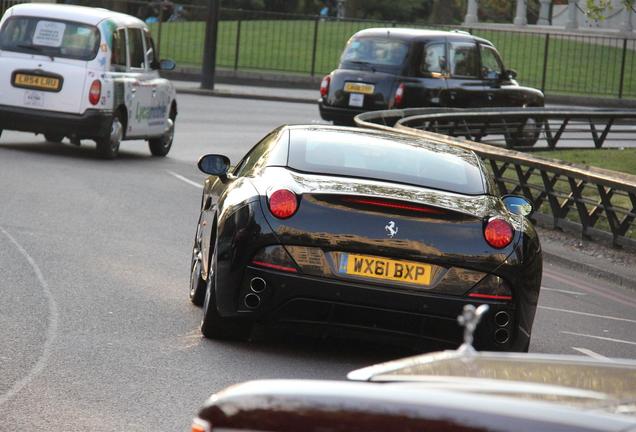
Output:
[[0, 17, 100, 61]]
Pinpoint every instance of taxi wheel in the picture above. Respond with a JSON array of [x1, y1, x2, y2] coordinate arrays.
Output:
[[96, 113, 123, 159], [200, 246, 252, 341], [148, 117, 174, 157], [505, 117, 541, 148], [45, 134, 64, 143]]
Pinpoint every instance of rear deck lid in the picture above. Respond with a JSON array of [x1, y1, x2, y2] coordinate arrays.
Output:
[[0, 15, 99, 113]]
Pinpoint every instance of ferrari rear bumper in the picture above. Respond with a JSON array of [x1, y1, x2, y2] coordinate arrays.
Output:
[[219, 265, 529, 352]]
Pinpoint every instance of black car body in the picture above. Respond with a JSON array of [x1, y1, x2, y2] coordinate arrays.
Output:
[[318, 28, 544, 125], [192, 348, 636, 432], [189, 125, 542, 351]]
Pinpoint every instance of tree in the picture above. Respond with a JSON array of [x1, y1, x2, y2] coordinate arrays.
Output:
[[585, 0, 635, 20]]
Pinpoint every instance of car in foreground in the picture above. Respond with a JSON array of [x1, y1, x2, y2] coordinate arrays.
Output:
[[318, 28, 544, 146], [189, 125, 542, 351], [190, 306, 636, 432], [0, 3, 177, 158]]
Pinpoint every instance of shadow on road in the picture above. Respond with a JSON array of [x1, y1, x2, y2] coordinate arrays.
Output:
[[0, 140, 159, 162]]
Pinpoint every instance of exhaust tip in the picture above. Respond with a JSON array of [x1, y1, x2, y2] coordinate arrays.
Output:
[[250, 277, 267, 293], [244, 293, 261, 310], [495, 311, 511, 327], [495, 328, 510, 344]]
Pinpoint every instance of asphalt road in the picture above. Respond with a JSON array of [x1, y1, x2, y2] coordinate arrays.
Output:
[[0, 94, 635, 431]]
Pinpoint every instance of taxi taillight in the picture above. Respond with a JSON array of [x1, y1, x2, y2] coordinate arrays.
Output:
[[394, 83, 405, 107], [88, 80, 101, 105], [320, 75, 330, 98]]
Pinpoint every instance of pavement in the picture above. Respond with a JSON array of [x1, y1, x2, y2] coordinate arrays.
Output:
[[171, 79, 636, 291], [173, 80, 318, 104]]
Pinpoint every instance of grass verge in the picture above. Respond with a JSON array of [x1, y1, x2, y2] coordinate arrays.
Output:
[[150, 20, 636, 98]]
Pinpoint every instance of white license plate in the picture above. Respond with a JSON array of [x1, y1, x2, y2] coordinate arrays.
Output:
[[349, 93, 364, 107], [24, 90, 45, 107]]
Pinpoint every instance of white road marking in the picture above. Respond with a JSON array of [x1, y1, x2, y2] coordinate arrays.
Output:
[[541, 287, 586, 296], [539, 305, 636, 324], [571, 347, 612, 361], [167, 170, 202, 189], [561, 331, 636, 346], [0, 226, 59, 407]]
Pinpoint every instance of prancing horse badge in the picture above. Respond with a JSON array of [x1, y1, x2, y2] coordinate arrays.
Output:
[[385, 221, 398, 238]]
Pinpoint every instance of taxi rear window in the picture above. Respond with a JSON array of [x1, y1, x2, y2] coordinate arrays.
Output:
[[340, 37, 409, 67], [0, 17, 100, 61]]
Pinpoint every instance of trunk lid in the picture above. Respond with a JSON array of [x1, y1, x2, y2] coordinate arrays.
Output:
[[325, 67, 401, 111], [255, 168, 518, 286], [0, 51, 90, 114]]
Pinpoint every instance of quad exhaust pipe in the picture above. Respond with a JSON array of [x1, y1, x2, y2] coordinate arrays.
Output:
[[250, 277, 267, 293], [495, 311, 510, 327], [244, 293, 261, 309], [494, 328, 510, 344]]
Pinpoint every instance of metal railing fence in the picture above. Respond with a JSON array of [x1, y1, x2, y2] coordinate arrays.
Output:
[[392, 108, 636, 149], [23, 0, 636, 100], [355, 108, 636, 247]]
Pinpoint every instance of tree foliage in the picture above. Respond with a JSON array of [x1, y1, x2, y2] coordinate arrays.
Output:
[[585, 0, 635, 20]]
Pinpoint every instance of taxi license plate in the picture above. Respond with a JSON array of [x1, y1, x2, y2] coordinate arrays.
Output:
[[339, 253, 432, 286], [343, 82, 374, 95], [13, 73, 62, 92]]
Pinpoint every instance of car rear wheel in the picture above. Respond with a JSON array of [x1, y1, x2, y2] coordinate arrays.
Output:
[[189, 217, 206, 306], [148, 116, 174, 157], [95, 113, 123, 159], [44, 134, 64, 143], [201, 247, 252, 341], [505, 117, 541, 148]]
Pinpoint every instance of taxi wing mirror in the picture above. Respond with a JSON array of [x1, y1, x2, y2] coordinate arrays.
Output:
[[159, 59, 176, 71]]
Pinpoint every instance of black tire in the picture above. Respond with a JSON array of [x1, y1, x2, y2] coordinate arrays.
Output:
[[333, 119, 354, 127], [200, 245, 252, 341], [95, 112, 123, 159], [148, 116, 174, 157], [505, 117, 541, 148], [45, 134, 64, 143], [189, 216, 206, 306]]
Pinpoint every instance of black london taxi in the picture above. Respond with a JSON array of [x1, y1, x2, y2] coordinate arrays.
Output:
[[319, 28, 544, 125]]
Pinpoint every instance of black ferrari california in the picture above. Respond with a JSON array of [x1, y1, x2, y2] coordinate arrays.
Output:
[[189, 125, 542, 351]]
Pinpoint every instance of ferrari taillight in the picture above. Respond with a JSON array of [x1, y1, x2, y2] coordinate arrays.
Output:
[[320, 75, 331, 98], [484, 217, 513, 249], [88, 79, 101, 105], [268, 189, 298, 219], [394, 83, 405, 107]]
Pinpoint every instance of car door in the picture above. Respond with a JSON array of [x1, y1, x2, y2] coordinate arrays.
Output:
[[142, 28, 171, 137], [479, 43, 530, 107], [445, 40, 485, 108], [408, 40, 448, 108], [125, 26, 153, 137]]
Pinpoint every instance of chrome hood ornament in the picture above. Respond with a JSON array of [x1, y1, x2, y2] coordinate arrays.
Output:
[[457, 304, 489, 354]]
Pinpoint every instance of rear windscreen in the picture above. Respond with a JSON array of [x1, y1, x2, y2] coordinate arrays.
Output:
[[0, 16, 100, 60], [340, 37, 409, 66], [287, 130, 486, 195]]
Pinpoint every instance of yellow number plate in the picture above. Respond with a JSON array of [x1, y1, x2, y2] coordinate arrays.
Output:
[[339, 253, 432, 286], [343, 82, 375, 95], [13, 73, 61, 91]]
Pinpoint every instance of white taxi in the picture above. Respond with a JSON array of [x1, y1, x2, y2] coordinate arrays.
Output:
[[0, 3, 177, 158]]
